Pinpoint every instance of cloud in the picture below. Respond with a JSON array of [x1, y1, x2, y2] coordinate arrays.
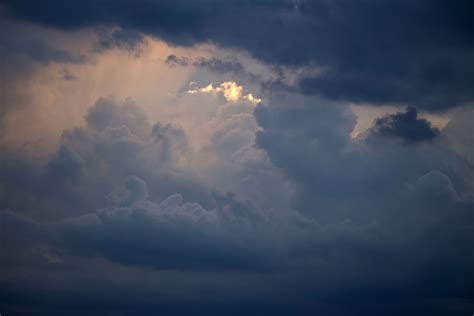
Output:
[[0, 17, 88, 125], [92, 27, 145, 54], [412, 170, 459, 201], [47, 178, 277, 271], [85, 97, 150, 137], [254, 92, 473, 224], [249, 93, 474, 314], [188, 81, 262, 104], [166, 55, 258, 82], [0, 90, 282, 218], [0, 19, 87, 65], [1, 100, 473, 315], [2, 168, 473, 315], [0, 97, 203, 219], [0, 3, 473, 314], [366, 107, 440, 143], [165, 54, 190, 66], [61, 68, 78, 80], [442, 107, 474, 164], [3, 0, 474, 110], [192, 57, 246, 75]]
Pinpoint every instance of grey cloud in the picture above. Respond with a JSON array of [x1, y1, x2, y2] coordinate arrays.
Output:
[[53, 186, 278, 271], [0, 17, 86, 65], [151, 122, 190, 162], [192, 57, 247, 77], [0, 92, 473, 316], [443, 107, 474, 164], [0, 97, 204, 219], [367, 107, 440, 143], [251, 94, 474, 314], [2, 170, 473, 315], [118, 175, 149, 206], [61, 68, 78, 80], [165, 54, 190, 66], [1, 1, 473, 312], [45, 144, 84, 184], [3, 0, 474, 110], [85, 97, 150, 137], [0, 17, 87, 124], [1, 176, 280, 271], [93, 27, 145, 54], [18, 39, 87, 65], [254, 94, 473, 223], [165, 54, 258, 82], [413, 170, 459, 202]]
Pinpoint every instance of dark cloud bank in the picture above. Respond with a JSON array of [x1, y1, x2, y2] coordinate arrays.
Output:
[[0, 1, 474, 315], [3, 0, 474, 111]]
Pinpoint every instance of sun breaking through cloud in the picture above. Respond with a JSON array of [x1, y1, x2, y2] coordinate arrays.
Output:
[[0, 2, 473, 316], [188, 81, 262, 104]]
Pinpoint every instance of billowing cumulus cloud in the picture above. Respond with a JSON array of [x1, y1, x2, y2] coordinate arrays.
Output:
[[1, 89, 473, 315], [255, 93, 473, 222], [443, 107, 474, 164], [0, 2, 473, 315], [0, 96, 207, 219]]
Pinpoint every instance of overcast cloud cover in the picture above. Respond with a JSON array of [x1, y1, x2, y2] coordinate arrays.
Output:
[[0, 1, 473, 315]]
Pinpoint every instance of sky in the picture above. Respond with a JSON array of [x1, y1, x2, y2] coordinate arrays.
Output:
[[0, 1, 473, 315]]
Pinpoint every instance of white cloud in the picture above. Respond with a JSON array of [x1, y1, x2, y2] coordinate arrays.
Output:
[[188, 81, 262, 104]]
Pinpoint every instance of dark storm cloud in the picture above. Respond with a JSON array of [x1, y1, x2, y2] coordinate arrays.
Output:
[[367, 107, 440, 143], [2, 172, 473, 315], [45, 145, 84, 184], [46, 178, 278, 271], [165, 54, 190, 66], [254, 94, 473, 223], [1, 95, 473, 315], [192, 57, 246, 76], [250, 94, 474, 314], [1, 1, 474, 314], [92, 27, 145, 54], [165, 54, 258, 82], [3, 0, 474, 110]]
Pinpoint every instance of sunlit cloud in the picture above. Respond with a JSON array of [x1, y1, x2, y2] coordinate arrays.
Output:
[[188, 81, 262, 104]]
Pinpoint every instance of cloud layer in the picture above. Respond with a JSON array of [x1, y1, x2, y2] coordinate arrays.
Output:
[[0, 2, 473, 315], [3, 0, 474, 110]]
